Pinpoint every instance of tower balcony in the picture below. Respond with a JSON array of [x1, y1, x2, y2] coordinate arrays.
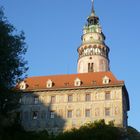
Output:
[[78, 51, 108, 59]]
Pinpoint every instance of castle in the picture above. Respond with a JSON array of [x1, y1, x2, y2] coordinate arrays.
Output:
[[18, 1, 130, 133]]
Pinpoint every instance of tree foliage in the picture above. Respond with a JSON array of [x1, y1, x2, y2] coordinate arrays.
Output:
[[55, 120, 124, 140], [0, 7, 28, 115], [0, 120, 140, 140], [0, 7, 28, 134], [127, 126, 140, 140], [0, 7, 27, 90]]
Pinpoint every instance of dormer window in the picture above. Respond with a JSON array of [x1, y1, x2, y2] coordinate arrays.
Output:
[[102, 76, 110, 84], [46, 79, 53, 88], [74, 78, 81, 87], [19, 81, 26, 90]]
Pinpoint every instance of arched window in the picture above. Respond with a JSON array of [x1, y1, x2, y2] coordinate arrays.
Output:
[[88, 63, 94, 72]]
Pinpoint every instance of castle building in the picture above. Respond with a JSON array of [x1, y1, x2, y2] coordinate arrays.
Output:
[[18, 1, 130, 133]]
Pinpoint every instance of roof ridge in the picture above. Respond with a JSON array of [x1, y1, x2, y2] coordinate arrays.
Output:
[[26, 71, 113, 79]]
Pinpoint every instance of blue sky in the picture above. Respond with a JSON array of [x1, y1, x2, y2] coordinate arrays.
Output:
[[1, 0, 140, 131]]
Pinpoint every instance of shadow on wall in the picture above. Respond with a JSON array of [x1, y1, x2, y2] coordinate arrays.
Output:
[[20, 92, 66, 134]]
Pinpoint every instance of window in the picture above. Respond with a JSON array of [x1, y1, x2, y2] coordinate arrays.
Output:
[[85, 109, 90, 117], [68, 95, 73, 102], [105, 92, 111, 100], [88, 63, 90, 72], [34, 96, 39, 104], [102, 76, 110, 84], [50, 111, 55, 119], [51, 96, 55, 103], [67, 110, 72, 118], [91, 63, 94, 71], [32, 111, 38, 120], [74, 78, 81, 86], [88, 63, 94, 72], [105, 108, 110, 116], [46, 79, 53, 88], [85, 94, 91, 101], [19, 81, 26, 90]]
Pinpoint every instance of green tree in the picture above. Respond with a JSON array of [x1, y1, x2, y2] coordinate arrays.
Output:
[[127, 126, 140, 140], [0, 7, 28, 113], [0, 7, 28, 133], [55, 120, 125, 140]]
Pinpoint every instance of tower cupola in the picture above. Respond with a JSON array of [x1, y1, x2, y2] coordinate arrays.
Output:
[[87, 0, 99, 26]]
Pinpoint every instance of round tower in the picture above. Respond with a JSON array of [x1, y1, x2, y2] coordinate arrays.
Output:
[[77, 0, 110, 73]]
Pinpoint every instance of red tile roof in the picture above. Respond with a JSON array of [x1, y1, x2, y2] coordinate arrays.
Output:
[[20, 71, 124, 91]]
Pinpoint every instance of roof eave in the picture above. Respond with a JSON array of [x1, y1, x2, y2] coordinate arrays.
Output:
[[20, 83, 124, 93]]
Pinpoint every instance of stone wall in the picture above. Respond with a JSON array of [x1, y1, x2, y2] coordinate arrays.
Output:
[[20, 86, 125, 132]]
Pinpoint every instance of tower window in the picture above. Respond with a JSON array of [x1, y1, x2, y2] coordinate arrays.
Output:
[[88, 63, 90, 72], [88, 63, 94, 72]]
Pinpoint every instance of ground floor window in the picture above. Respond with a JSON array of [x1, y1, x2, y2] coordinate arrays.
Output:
[[32, 111, 38, 120], [105, 108, 110, 116]]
